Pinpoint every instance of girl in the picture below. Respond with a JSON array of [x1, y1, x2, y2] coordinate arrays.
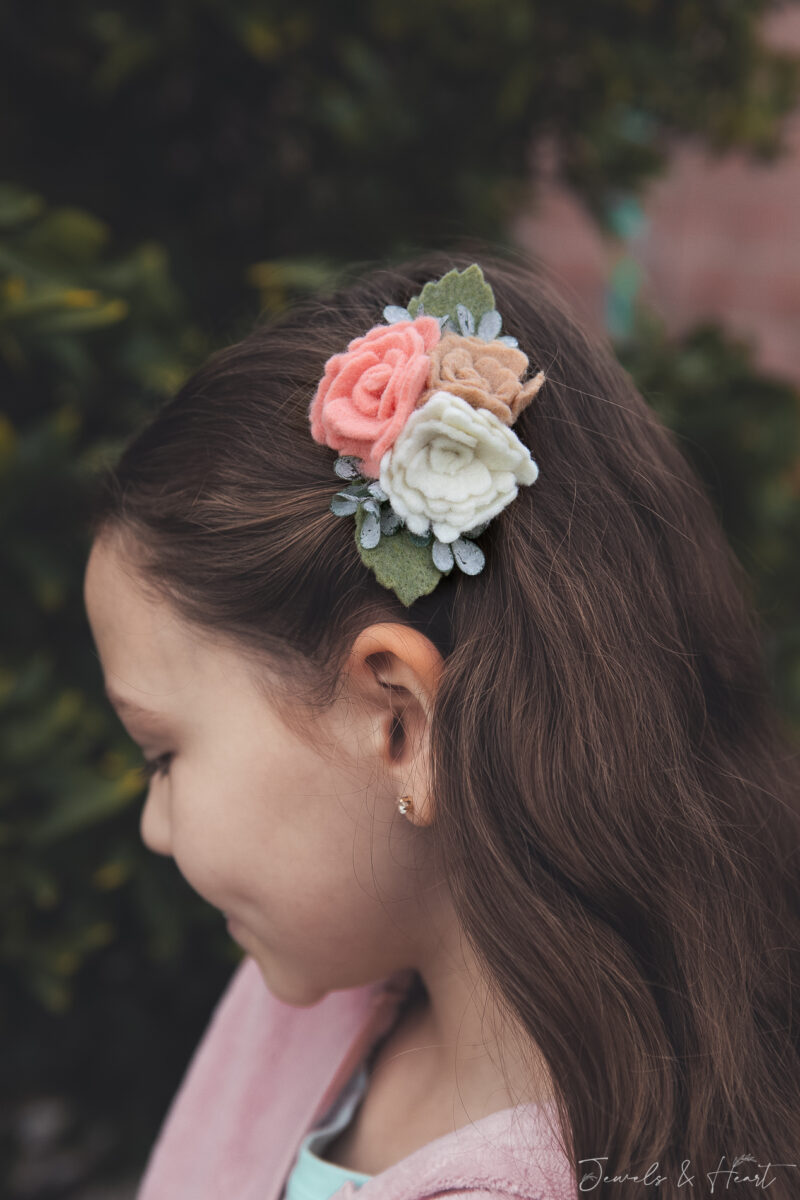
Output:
[[83, 248, 800, 1199]]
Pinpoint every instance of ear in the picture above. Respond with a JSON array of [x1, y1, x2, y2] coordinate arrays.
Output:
[[344, 622, 444, 827]]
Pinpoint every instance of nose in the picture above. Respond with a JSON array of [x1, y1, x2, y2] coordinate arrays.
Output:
[[139, 783, 172, 857]]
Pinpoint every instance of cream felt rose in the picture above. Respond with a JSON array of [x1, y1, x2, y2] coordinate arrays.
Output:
[[308, 315, 441, 478], [378, 390, 539, 544]]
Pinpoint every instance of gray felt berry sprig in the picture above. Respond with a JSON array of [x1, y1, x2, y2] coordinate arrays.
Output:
[[330, 454, 490, 608], [309, 264, 545, 607]]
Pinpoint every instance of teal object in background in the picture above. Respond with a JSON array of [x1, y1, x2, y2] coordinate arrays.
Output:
[[606, 256, 645, 340], [605, 194, 648, 339], [607, 193, 649, 241]]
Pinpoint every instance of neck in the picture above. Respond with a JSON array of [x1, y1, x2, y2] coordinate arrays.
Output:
[[383, 904, 554, 1116]]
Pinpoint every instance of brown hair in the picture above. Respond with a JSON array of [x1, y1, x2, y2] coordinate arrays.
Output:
[[88, 246, 800, 1196]]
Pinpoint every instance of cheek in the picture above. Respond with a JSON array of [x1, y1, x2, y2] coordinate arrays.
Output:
[[165, 728, 416, 981], [166, 744, 354, 911], [169, 759, 426, 1001], [161, 752, 250, 906], [245, 798, 412, 959]]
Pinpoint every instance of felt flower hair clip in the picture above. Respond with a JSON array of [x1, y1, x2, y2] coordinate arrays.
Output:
[[308, 263, 546, 607]]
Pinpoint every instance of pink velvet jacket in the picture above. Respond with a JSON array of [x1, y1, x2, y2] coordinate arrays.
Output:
[[135, 955, 577, 1200]]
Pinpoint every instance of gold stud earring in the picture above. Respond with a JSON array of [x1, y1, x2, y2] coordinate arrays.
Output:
[[397, 795, 414, 817]]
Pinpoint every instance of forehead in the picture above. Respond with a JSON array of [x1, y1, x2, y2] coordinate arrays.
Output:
[[83, 535, 210, 706]]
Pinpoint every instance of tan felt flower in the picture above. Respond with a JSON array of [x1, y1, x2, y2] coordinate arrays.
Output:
[[424, 332, 545, 425]]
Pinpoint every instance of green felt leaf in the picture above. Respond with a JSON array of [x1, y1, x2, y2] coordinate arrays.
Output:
[[406, 264, 496, 330], [354, 506, 446, 606]]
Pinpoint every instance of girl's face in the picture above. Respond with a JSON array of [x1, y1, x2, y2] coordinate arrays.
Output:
[[83, 534, 441, 1006]]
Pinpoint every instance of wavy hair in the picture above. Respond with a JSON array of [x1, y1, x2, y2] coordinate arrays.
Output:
[[88, 246, 800, 1197]]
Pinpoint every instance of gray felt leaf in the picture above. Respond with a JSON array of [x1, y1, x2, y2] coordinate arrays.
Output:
[[380, 507, 402, 536], [361, 498, 380, 519], [452, 537, 485, 575], [496, 335, 519, 348], [441, 316, 458, 335], [331, 494, 359, 517], [383, 304, 411, 324], [408, 529, 432, 547], [416, 301, 425, 315], [463, 519, 491, 538], [333, 455, 365, 481], [477, 309, 502, 341], [339, 481, 371, 498], [432, 539, 455, 572], [456, 304, 475, 337], [359, 509, 381, 549], [367, 481, 388, 502]]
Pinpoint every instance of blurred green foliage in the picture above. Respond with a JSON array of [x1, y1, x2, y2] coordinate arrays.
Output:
[[1, 1, 799, 1193], [0, 181, 243, 1188], [2, 0, 798, 334]]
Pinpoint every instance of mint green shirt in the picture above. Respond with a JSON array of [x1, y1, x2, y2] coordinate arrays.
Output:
[[282, 1060, 373, 1199]]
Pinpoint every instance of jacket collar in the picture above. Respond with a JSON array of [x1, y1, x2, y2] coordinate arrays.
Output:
[[135, 955, 575, 1200]]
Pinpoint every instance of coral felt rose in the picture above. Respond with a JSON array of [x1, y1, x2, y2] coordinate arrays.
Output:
[[308, 315, 441, 478], [424, 331, 545, 425], [379, 390, 539, 544]]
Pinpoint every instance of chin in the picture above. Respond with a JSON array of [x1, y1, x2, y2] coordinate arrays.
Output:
[[251, 956, 331, 1009]]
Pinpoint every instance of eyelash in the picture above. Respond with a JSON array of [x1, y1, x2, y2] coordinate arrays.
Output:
[[138, 752, 174, 782]]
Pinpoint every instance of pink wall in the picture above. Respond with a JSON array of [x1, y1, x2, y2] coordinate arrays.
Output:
[[513, 9, 800, 384]]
